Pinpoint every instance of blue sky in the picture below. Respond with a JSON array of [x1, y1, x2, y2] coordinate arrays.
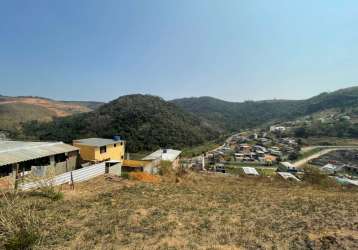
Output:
[[0, 0, 357, 102]]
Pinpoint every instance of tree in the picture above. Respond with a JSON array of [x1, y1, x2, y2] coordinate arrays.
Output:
[[294, 127, 307, 138]]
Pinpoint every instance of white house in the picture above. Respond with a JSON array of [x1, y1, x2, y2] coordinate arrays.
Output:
[[142, 149, 182, 168]]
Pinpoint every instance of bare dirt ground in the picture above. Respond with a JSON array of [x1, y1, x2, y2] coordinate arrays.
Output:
[[2, 173, 357, 250], [0, 97, 92, 117]]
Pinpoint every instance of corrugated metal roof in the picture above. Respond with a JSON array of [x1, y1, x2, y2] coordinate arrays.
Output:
[[277, 172, 300, 182], [73, 138, 123, 147], [280, 162, 295, 168], [242, 167, 260, 176], [142, 149, 182, 162], [0, 141, 79, 167]]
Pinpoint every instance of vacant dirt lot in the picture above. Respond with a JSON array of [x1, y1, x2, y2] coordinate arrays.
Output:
[[1, 173, 358, 250]]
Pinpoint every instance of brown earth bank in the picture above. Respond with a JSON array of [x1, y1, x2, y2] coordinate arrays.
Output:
[[1, 173, 357, 250], [0, 97, 93, 117]]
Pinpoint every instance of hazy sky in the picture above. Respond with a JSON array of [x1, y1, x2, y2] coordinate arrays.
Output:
[[1, 0, 357, 102]]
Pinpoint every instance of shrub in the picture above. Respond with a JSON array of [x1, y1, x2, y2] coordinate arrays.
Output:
[[288, 152, 299, 161], [302, 165, 336, 187], [25, 167, 64, 201], [121, 171, 130, 179], [29, 185, 64, 201], [158, 161, 173, 176], [158, 161, 188, 183], [0, 191, 42, 249], [175, 164, 188, 178]]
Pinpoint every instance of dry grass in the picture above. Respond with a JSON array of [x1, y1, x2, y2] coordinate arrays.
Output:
[[0, 191, 43, 249], [0, 97, 92, 117], [1, 173, 357, 250], [128, 172, 160, 183]]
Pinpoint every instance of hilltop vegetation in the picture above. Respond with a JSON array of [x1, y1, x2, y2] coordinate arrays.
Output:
[[172, 97, 302, 131], [23, 95, 219, 152], [172, 86, 358, 132], [8, 86, 358, 151], [1, 173, 357, 249]]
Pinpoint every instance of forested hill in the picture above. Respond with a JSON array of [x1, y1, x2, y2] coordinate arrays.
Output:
[[172, 97, 303, 131], [172, 86, 358, 131], [23, 95, 220, 152], [14, 86, 358, 151]]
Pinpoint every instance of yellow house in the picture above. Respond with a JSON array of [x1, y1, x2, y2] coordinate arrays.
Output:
[[73, 138, 125, 163]]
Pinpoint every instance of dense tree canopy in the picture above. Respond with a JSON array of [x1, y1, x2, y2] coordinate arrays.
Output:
[[15, 86, 358, 152], [23, 95, 219, 152], [172, 86, 358, 132]]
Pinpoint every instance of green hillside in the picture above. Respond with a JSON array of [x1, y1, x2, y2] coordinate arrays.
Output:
[[12, 86, 358, 150], [23, 95, 219, 152], [172, 86, 358, 132], [172, 97, 303, 131]]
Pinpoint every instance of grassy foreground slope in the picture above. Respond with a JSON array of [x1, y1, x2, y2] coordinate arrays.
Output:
[[3, 174, 357, 249]]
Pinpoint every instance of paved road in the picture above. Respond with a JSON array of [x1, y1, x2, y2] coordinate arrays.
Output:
[[294, 146, 358, 167]]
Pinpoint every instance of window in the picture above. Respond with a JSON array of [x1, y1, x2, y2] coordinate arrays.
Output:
[[30, 157, 50, 167], [0, 164, 13, 177], [100, 146, 107, 154], [55, 153, 67, 163], [121, 155, 124, 159], [120, 142, 123, 146], [114, 144, 117, 147]]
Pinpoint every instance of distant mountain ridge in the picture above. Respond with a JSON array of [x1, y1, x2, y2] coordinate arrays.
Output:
[[7, 86, 358, 151], [171, 96, 302, 131], [172, 86, 358, 131]]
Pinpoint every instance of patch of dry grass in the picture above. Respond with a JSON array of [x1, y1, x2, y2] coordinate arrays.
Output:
[[0, 191, 43, 249], [1, 173, 357, 249]]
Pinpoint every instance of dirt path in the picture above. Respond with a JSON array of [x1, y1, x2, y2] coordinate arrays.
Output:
[[294, 146, 358, 167]]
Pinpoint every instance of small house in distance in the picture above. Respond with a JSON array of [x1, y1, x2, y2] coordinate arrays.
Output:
[[242, 167, 260, 176], [121, 160, 159, 175], [0, 140, 79, 189], [142, 149, 182, 168], [278, 162, 299, 173], [73, 138, 125, 164]]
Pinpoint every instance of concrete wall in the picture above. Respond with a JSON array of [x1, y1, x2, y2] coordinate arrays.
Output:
[[94, 142, 125, 162], [53, 152, 78, 175], [172, 157, 180, 168], [74, 142, 125, 163], [108, 163, 122, 176], [73, 144, 96, 162]]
